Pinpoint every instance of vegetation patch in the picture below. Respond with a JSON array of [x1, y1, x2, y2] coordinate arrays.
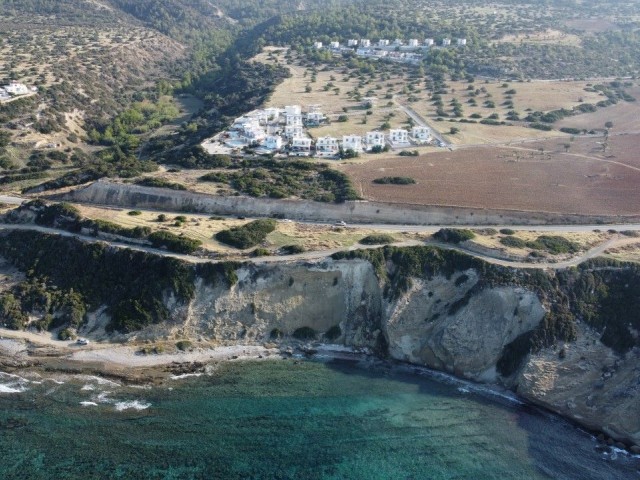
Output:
[[135, 178, 187, 190], [359, 234, 396, 245], [199, 159, 358, 203], [372, 176, 416, 185], [215, 219, 277, 249], [433, 228, 476, 244]]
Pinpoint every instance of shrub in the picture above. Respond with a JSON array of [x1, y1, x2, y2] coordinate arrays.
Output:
[[128, 210, 142, 216], [58, 328, 75, 341], [293, 326, 316, 340], [499, 228, 515, 235], [135, 178, 186, 190], [359, 234, 395, 245], [281, 244, 305, 255], [176, 340, 193, 351], [372, 176, 416, 185], [433, 228, 475, 244], [530, 123, 553, 131], [215, 219, 277, 249], [252, 248, 271, 257], [398, 150, 419, 157], [560, 127, 582, 135], [500, 236, 527, 248], [528, 235, 579, 254], [148, 231, 202, 254]]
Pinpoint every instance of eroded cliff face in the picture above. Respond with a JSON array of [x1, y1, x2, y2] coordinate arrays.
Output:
[[92, 256, 640, 446]]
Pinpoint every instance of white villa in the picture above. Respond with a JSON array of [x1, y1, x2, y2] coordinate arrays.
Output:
[[314, 42, 323, 49], [291, 137, 312, 156], [442, 38, 451, 46], [457, 38, 467, 46], [411, 126, 432, 143], [315, 136, 340, 158], [408, 39, 419, 47], [393, 39, 404, 46], [424, 38, 434, 46], [342, 135, 363, 152], [360, 39, 371, 47], [5, 81, 29, 95], [347, 39, 358, 47], [389, 129, 410, 145], [366, 131, 386, 150], [330, 41, 340, 49], [378, 39, 390, 47]]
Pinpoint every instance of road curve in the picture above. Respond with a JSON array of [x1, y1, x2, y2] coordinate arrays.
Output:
[[0, 223, 637, 271]]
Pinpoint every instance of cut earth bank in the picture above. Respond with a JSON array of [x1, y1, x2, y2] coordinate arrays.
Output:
[[1, 232, 637, 451]]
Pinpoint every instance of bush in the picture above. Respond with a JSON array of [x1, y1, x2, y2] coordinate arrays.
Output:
[[372, 176, 416, 185], [433, 228, 475, 244], [128, 210, 142, 216], [499, 228, 515, 235], [148, 231, 202, 254], [252, 248, 271, 257], [359, 234, 396, 245], [292, 326, 316, 340], [398, 150, 419, 157], [530, 123, 553, 131], [215, 219, 277, 249], [528, 235, 579, 254], [500, 236, 527, 248], [58, 328, 75, 341], [176, 340, 193, 351], [135, 178, 187, 190], [280, 244, 305, 255], [560, 127, 582, 135]]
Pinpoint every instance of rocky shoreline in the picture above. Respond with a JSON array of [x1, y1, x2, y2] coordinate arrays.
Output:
[[1, 334, 639, 457]]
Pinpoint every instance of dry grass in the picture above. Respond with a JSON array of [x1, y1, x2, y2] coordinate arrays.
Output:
[[74, 204, 414, 255], [496, 29, 582, 46], [603, 242, 640, 263]]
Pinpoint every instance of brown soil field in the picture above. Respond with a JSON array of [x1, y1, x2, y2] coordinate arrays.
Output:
[[340, 136, 640, 216], [556, 86, 640, 134]]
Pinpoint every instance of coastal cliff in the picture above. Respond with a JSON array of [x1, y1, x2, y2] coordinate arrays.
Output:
[[0, 231, 638, 448]]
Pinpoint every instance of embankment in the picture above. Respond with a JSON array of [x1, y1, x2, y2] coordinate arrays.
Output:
[[55, 180, 640, 225]]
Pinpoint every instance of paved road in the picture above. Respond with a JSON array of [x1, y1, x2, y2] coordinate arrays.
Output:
[[393, 96, 451, 148], [0, 223, 637, 271]]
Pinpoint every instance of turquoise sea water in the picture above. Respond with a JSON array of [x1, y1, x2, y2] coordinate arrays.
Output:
[[0, 358, 638, 480]]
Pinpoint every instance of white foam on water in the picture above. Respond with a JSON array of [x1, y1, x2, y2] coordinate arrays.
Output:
[[81, 384, 95, 391], [80, 375, 121, 387], [114, 400, 151, 412], [80, 401, 98, 407], [0, 383, 25, 394], [170, 372, 203, 380]]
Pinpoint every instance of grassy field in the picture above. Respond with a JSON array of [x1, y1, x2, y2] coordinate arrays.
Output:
[[603, 242, 640, 263]]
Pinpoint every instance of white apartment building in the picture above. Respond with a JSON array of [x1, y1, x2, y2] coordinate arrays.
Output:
[[378, 39, 390, 47], [388, 129, 410, 145], [424, 38, 434, 46], [408, 39, 419, 47], [290, 137, 312, 156], [365, 131, 386, 149], [393, 38, 404, 46], [342, 135, 363, 152], [360, 39, 371, 47], [263, 135, 283, 151], [457, 38, 467, 46], [442, 38, 451, 46], [315, 136, 340, 158], [330, 41, 340, 49], [314, 42, 323, 49], [411, 126, 432, 143], [285, 125, 304, 139], [347, 39, 358, 47]]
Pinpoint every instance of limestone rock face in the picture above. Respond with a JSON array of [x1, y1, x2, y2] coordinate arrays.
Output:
[[515, 325, 640, 445], [384, 270, 545, 381]]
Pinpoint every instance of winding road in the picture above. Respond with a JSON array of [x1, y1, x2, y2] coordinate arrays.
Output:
[[0, 223, 637, 271]]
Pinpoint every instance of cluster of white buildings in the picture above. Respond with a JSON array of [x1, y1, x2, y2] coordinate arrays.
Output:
[[313, 37, 467, 64], [209, 105, 433, 158], [0, 81, 36, 101]]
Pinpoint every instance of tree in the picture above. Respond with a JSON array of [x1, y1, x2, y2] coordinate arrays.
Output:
[[449, 127, 460, 134], [604, 121, 614, 129]]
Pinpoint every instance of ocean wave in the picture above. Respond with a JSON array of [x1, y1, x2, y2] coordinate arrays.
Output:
[[170, 372, 203, 380], [0, 383, 25, 394], [81, 384, 96, 391], [78, 375, 121, 387], [114, 400, 151, 412], [80, 401, 98, 407]]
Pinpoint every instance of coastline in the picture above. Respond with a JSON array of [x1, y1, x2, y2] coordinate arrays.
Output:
[[1, 330, 639, 457]]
